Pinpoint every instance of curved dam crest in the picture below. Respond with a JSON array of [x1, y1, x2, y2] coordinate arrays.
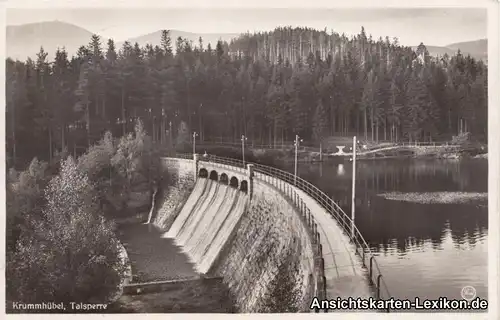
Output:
[[146, 157, 370, 312]]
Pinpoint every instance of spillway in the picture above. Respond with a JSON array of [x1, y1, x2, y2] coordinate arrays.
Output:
[[164, 178, 248, 274]]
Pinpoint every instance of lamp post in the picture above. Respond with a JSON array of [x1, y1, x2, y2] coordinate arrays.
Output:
[[161, 109, 165, 145], [199, 103, 203, 142], [69, 123, 77, 159], [168, 121, 173, 145], [241, 134, 247, 167], [294, 134, 303, 186], [147, 108, 153, 142], [116, 117, 126, 136], [349, 136, 358, 239], [192, 131, 198, 155]]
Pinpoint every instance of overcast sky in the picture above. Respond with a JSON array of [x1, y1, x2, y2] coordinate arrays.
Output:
[[6, 7, 487, 46]]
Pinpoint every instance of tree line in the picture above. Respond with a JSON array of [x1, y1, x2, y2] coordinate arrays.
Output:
[[6, 26, 488, 169]]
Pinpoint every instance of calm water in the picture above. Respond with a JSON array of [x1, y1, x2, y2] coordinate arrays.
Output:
[[282, 158, 488, 302], [118, 224, 198, 282]]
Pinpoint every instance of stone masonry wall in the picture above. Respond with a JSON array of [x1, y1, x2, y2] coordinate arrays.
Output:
[[210, 179, 317, 313], [153, 159, 195, 231]]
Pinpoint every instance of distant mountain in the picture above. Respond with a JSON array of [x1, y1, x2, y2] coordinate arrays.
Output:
[[116, 30, 240, 52], [6, 21, 239, 61], [412, 39, 487, 61], [446, 39, 487, 61], [6, 21, 101, 61], [6, 21, 487, 63]]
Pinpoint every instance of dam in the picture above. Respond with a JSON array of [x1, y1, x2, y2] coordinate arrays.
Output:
[[118, 153, 389, 313]]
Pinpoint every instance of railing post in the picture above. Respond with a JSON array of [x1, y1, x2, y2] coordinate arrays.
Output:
[[323, 275, 328, 313], [247, 164, 254, 200], [376, 275, 382, 299], [193, 154, 199, 180], [369, 256, 374, 284]]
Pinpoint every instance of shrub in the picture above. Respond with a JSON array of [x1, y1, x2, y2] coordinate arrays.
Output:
[[451, 132, 472, 146], [6, 158, 50, 253], [7, 157, 126, 305]]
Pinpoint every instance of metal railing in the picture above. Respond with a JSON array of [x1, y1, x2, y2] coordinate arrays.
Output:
[[174, 152, 391, 308], [174, 153, 195, 160]]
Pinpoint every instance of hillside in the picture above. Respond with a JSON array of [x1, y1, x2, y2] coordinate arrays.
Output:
[[446, 39, 487, 61], [6, 21, 100, 61], [411, 39, 487, 61]]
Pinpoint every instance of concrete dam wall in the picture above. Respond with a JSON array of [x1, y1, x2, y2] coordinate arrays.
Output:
[[152, 159, 196, 230], [155, 157, 318, 312], [165, 178, 248, 274]]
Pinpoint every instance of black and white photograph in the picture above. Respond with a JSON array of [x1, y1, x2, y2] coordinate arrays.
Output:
[[3, 0, 498, 316]]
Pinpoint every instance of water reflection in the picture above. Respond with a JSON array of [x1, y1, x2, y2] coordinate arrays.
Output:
[[280, 158, 488, 300], [336, 164, 345, 176]]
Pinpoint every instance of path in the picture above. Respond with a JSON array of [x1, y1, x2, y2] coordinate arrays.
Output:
[[293, 186, 372, 301], [331, 144, 460, 157], [263, 176, 372, 301]]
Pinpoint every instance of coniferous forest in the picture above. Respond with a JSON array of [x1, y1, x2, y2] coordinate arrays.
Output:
[[6, 27, 488, 169], [5, 26, 488, 308]]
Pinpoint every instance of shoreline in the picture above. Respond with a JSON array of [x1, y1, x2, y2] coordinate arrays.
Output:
[[281, 150, 488, 163], [195, 143, 487, 165], [279, 153, 488, 164]]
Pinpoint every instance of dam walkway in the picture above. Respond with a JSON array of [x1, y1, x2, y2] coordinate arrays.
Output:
[[171, 153, 391, 309]]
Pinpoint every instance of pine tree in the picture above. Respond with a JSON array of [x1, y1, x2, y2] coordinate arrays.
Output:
[[312, 99, 328, 142], [160, 30, 173, 56], [404, 70, 435, 142], [34, 47, 55, 161], [89, 34, 104, 61], [106, 39, 118, 63]]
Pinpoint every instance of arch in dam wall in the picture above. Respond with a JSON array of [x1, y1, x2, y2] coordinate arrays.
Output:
[[220, 173, 229, 185], [240, 180, 248, 193], [229, 176, 239, 188], [199, 168, 209, 178], [209, 170, 218, 181]]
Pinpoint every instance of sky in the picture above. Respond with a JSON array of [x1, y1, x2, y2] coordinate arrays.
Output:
[[6, 7, 487, 46]]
